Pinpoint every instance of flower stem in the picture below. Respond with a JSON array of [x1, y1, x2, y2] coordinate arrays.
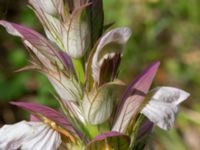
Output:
[[72, 58, 85, 85]]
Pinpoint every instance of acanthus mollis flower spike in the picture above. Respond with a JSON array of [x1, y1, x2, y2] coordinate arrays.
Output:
[[112, 62, 160, 133], [0, 0, 191, 149], [0, 102, 85, 150], [28, 0, 98, 58], [141, 86, 190, 130], [0, 20, 83, 102]]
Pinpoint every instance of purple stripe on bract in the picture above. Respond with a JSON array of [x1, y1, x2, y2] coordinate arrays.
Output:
[[10, 102, 85, 141], [114, 61, 160, 119], [93, 131, 129, 142], [137, 120, 153, 140], [57, 51, 74, 72], [30, 114, 40, 122], [86, 131, 130, 150], [0, 20, 73, 72], [112, 61, 160, 132]]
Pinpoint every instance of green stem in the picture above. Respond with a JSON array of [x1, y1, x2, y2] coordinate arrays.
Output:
[[129, 115, 145, 149], [85, 124, 99, 139], [72, 58, 85, 85]]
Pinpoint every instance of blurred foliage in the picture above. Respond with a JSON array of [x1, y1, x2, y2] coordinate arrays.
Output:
[[0, 0, 200, 149]]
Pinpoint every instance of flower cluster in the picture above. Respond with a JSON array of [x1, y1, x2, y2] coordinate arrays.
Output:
[[0, 0, 189, 150]]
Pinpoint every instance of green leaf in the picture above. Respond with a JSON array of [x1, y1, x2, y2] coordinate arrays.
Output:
[[87, 0, 104, 48]]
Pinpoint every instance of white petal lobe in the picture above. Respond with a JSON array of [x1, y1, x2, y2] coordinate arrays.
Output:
[[152, 87, 190, 105], [141, 86, 190, 130], [142, 101, 177, 130], [0, 121, 61, 150], [92, 27, 132, 83]]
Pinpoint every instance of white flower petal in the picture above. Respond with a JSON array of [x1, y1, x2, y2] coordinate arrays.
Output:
[[152, 87, 190, 105], [92, 27, 132, 83], [0, 121, 61, 150], [96, 27, 132, 52], [0, 121, 32, 150], [142, 101, 177, 130], [141, 86, 190, 130]]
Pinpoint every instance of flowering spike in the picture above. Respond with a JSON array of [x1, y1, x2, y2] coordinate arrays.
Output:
[[0, 0, 190, 149]]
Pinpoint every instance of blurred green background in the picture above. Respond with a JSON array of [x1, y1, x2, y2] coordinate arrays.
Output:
[[0, 0, 200, 149]]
